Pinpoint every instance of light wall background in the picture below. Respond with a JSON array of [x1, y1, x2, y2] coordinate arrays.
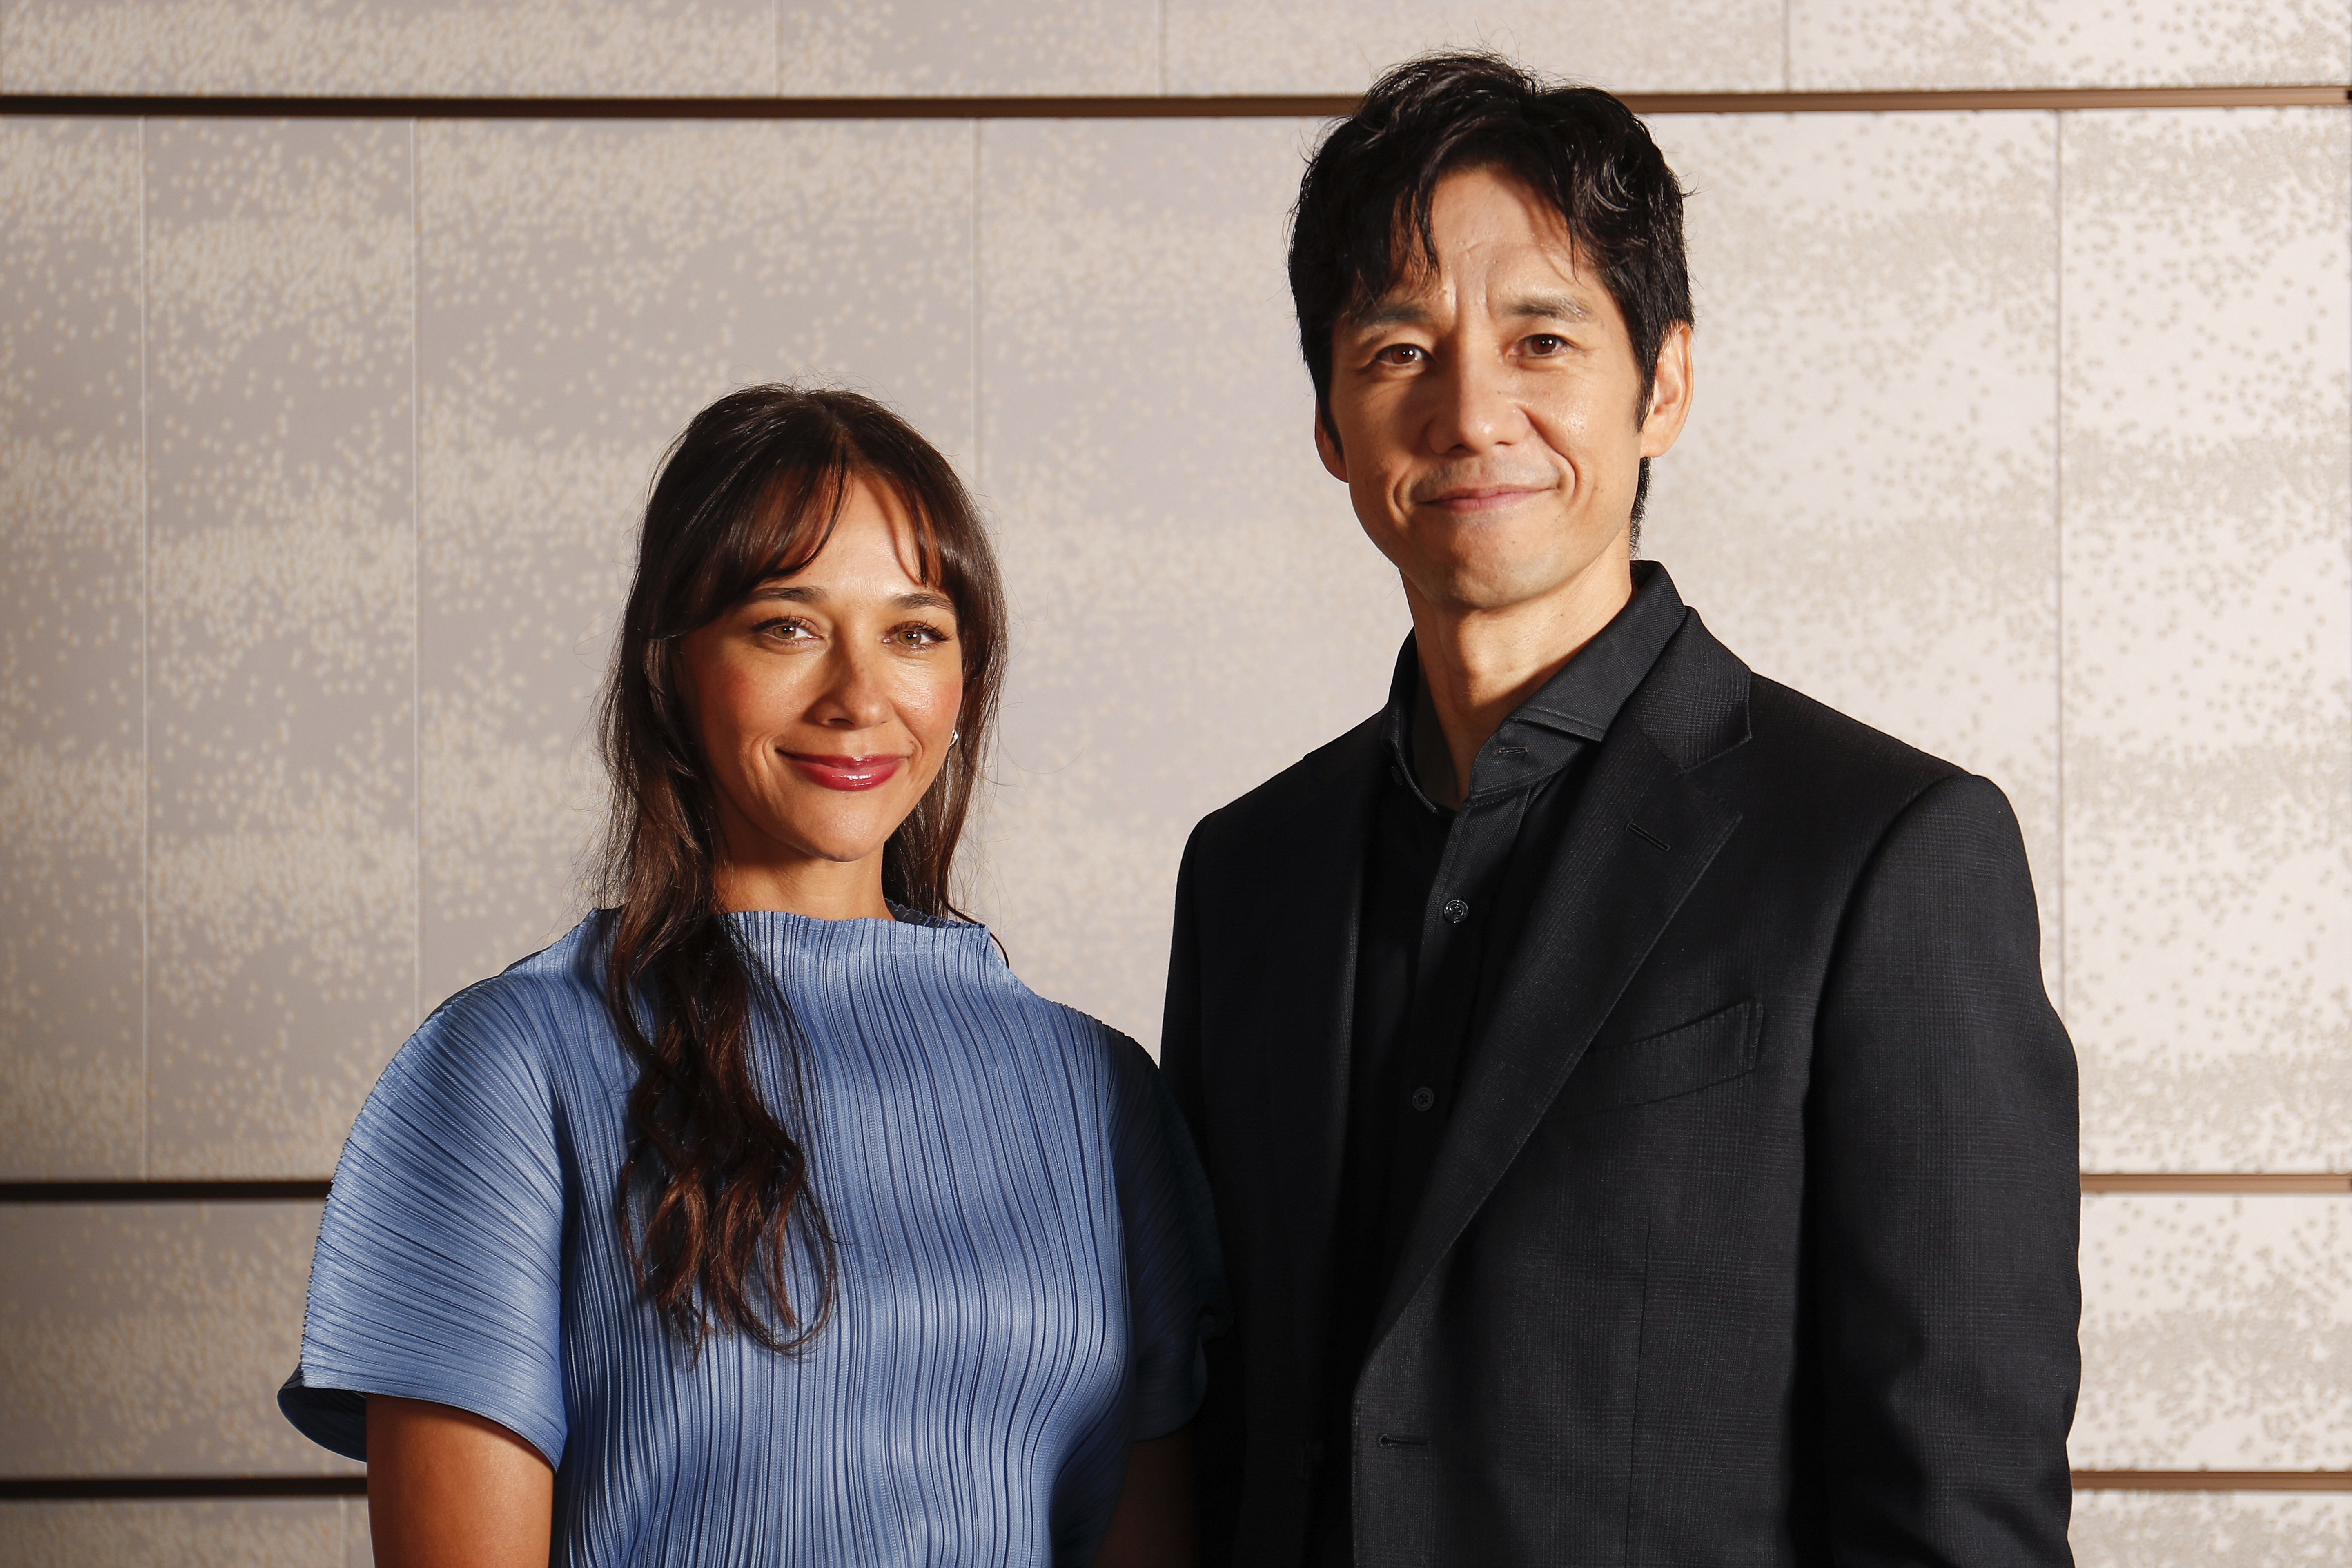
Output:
[[2, 3, 2348, 1564]]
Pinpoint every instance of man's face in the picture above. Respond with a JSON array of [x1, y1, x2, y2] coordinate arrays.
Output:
[[1316, 163, 1691, 616]]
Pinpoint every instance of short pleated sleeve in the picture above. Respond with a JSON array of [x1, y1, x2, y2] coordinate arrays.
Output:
[[278, 975, 570, 1467], [1105, 1034, 1230, 1441]]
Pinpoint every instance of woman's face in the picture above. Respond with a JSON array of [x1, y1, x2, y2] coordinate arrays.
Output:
[[680, 476, 964, 913]]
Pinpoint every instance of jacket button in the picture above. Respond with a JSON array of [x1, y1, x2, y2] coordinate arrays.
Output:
[[1410, 1086, 1436, 1112], [1441, 898, 1469, 924]]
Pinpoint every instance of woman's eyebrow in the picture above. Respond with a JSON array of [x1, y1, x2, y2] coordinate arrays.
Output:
[[744, 584, 954, 613]]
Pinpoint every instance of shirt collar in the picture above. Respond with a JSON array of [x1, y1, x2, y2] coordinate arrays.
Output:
[[1381, 559, 1689, 808]]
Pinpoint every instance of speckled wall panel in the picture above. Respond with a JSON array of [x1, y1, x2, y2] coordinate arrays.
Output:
[[0, 1202, 354, 1476], [2060, 109, 2352, 1173], [2075, 1194, 2352, 1470], [1642, 110, 2062, 988], [1, 118, 145, 1178], [415, 120, 976, 1009], [0, 1498, 356, 1567], [0, 0, 773, 96], [1790, 0, 2352, 91], [780, 0, 1160, 95], [2071, 1492, 2352, 1568], [1164, 1, 1787, 95], [973, 118, 1405, 1045], [143, 120, 417, 1179]]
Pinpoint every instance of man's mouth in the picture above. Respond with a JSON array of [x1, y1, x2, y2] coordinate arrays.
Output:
[[1418, 482, 1551, 513], [783, 753, 906, 791]]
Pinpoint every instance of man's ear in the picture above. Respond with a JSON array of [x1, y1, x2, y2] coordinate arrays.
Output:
[[1639, 322, 1694, 460], [1314, 407, 1349, 482]]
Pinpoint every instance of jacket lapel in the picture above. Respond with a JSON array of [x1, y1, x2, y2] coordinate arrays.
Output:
[[1365, 620, 1751, 1351]]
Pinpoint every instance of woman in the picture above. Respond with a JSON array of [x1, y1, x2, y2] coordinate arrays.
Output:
[[279, 386, 1222, 1566]]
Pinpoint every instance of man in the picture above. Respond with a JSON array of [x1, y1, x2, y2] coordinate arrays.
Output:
[[1158, 53, 2079, 1567]]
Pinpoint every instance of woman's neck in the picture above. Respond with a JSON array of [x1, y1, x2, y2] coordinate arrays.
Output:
[[713, 854, 894, 921]]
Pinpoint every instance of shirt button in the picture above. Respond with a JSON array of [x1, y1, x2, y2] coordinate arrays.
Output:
[[1442, 898, 1469, 924], [1411, 1086, 1436, 1112]]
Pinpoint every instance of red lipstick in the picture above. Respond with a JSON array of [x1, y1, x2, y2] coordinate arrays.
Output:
[[784, 753, 905, 791]]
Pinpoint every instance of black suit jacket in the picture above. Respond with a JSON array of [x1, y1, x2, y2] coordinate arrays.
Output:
[[1159, 609, 2080, 1567]]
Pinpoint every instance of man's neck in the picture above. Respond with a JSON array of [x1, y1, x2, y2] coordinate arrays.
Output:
[[1406, 554, 1635, 808]]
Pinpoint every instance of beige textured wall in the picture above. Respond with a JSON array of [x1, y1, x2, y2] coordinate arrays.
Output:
[[3, 2, 2348, 1562]]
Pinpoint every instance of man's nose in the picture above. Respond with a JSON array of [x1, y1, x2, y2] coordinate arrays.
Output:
[[1423, 349, 1516, 454]]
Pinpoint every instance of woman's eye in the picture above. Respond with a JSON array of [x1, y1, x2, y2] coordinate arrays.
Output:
[[893, 624, 951, 648], [755, 618, 817, 642]]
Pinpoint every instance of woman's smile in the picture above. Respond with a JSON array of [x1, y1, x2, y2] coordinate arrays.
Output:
[[784, 751, 906, 791]]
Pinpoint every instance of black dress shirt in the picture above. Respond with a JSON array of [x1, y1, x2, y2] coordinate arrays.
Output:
[[1309, 561, 1689, 1564]]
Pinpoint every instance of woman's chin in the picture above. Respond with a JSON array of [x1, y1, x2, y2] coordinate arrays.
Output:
[[765, 822, 899, 873]]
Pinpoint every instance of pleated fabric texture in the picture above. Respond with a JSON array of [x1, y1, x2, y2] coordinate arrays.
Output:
[[280, 909, 1223, 1567]]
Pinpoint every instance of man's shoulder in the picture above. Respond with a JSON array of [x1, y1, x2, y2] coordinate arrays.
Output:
[[1744, 674, 1960, 788], [1630, 609, 1962, 800], [1632, 610, 1983, 843], [1697, 668, 2002, 865], [1187, 710, 1385, 860]]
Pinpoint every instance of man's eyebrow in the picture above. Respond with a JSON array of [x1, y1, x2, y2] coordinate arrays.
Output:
[[1346, 292, 1594, 332], [1506, 292, 1593, 323], [1350, 298, 1433, 331]]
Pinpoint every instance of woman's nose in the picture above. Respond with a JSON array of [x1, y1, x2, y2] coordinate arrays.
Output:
[[811, 645, 894, 731]]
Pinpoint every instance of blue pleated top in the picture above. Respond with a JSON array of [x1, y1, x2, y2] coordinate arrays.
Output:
[[280, 909, 1224, 1566]]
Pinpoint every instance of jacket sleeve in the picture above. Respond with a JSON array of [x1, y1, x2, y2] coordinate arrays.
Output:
[[1809, 771, 2080, 1566], [1158, 822, 1247, 1566]]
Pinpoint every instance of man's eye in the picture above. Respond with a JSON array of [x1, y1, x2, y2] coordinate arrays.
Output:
[[1373, 344, 1426, 367], [1526, 334, 1568, 355]]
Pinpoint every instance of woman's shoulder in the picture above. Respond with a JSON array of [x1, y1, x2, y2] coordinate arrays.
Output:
[[322, 922, 612, 1252], [979, 966, 1163, 1099], [962, 949, 1131, 1051], [376, 913, 614, 1104]]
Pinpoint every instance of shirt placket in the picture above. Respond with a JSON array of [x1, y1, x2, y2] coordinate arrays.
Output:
[[1382, 782, 1537, 1222]]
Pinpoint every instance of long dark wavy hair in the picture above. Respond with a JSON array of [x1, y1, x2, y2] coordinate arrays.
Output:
[[596, 384, 1006, 1353]]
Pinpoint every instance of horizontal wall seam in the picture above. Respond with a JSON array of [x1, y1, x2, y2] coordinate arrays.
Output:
[[6, 1176, 2346, 1203], [0, 86, 2344, 120], [0, 1180, 333, 1202], [2077, 1173, 2352, 1192], [2070, 1471, 2352, 1492], [4, 1473, 2345, 1499], [0, 1477, 365, 1500]]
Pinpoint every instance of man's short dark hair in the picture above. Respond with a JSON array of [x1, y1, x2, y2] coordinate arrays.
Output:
[[1289, 52, 1693, 527]]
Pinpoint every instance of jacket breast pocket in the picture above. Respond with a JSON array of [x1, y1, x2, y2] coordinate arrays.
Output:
[[1566, 999, 1762, 1115]]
